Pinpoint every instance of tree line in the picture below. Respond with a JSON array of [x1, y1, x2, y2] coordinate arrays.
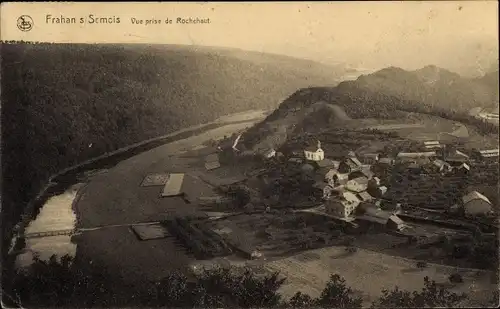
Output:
[[2, 254, 479, 308]]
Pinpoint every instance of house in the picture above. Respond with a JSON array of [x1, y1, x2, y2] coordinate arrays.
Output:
[[356, 191, 373, 202], [424, 141, 441, 149], [348, 168, 373, 180], [445, 149, 470, 165], [325, 191, 360, 218], [430, 159, 452, 173], [386, 215, 406, 231], [338, 157, 363, 174], [455, 162, 471, 173], [359, 153, 380, 165], [324, 169, 339, 185], [304, 140, 325, 161], [369, 185, 388, 199], [345, 177, 369, 193], [462, 191, 493, 216], [333, 173, 349, 186], [312, 182, 334, 200]]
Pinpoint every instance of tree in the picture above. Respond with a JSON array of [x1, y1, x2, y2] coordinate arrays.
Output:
[[155, 271, 191, 307], [287, 291, 314, 308], [372, 276, 467, 308], [316, 274, 363, 308]]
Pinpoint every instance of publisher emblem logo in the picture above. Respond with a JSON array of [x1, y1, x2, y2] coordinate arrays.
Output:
[[17, 15, 34, 32]]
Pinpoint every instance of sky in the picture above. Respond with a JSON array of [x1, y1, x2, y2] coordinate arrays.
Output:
[[196, 1, 499, 74], [2, 1, 499, 75]]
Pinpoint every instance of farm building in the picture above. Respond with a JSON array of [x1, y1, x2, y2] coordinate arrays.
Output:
[[424, 141, 441, 149], [430, 159, 452, 173], [160, 173, 185, 197], [462, 191, 494, 217], [345, 177, 369, 193], [476, 149, 499, 161], [304, 140, 325, 162], [445, 149, 470, 165], [338, 157, 363, 174], [386, 215, 406, 231], [325, 191, 360, 218], [312, 182, 334, 200], [397, 151, 437, 159]]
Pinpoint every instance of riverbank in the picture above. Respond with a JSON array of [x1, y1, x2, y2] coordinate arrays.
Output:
[[7, 110, 267, 265]]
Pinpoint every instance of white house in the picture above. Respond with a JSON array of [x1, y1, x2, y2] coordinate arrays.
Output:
[[462, 191, 493, 217], [304, 140, 325, 162], [326, 191, 360, 218]]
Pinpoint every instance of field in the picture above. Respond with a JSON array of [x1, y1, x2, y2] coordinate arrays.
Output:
[[263, 246, 497, 307], [205, 212, 352, 258], [2, 43, 346, 256]]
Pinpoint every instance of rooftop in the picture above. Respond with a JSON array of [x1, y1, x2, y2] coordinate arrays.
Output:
[[462, 191, 492, 205]]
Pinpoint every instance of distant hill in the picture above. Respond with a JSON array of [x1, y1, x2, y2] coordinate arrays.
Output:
[[243, 65, 498, 150], [1, 43, 350, 252], [350, 65, 498, 112]]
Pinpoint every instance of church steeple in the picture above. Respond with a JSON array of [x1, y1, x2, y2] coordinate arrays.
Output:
[[317, 140, 322, 150]]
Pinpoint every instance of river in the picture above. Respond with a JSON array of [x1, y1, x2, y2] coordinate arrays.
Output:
[[12, 110, 267, 268]]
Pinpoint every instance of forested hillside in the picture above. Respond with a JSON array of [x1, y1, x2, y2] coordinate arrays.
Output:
[[243, 65, 498, 149], [1, 43, 344, 252]]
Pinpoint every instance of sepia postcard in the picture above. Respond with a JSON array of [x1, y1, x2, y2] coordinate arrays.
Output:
[[1, 1, 499, 308]]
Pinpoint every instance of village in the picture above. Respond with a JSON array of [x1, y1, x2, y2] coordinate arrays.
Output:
[[132, 128, 499, 274]]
